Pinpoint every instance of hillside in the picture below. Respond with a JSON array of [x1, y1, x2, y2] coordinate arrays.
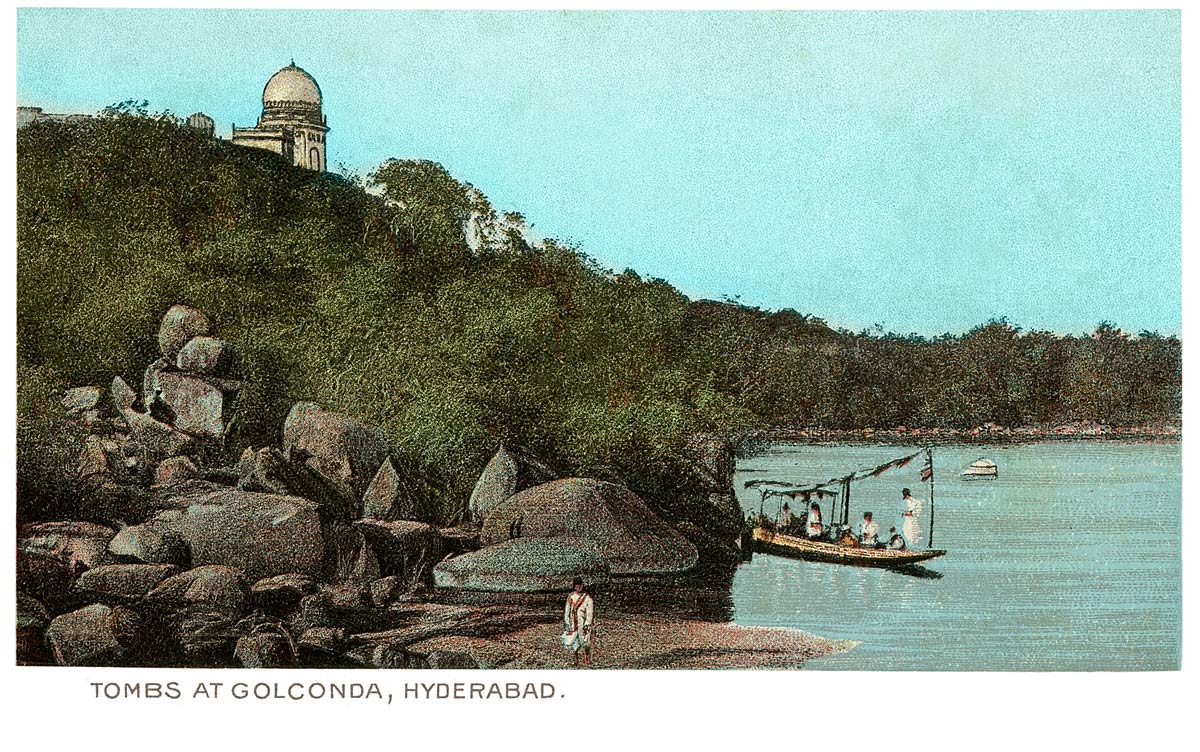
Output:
[[16, 110, 1182, 521]]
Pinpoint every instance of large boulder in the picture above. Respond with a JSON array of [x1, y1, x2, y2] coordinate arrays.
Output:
[[298, 626, 346, 656], [154, 456, 201, 487], [433, 537, 611, 592], [78, 434, 157, 487], [236, 447, 358, 519], [481, 478, 698, 576], [144, 365, 238, 441], [111, 375, 139, 411], [146, 565, 249, 665], [119, 407, 203, 458], [63, 386, 103, 416], [107, 523, 191, 567], [73, 563, 180, 602], [148, 479, 236, 513], [158, 304, 211, 361], [469, 442, 557, 525], [438, 526, 482, 557], [362, 459, 417, 520], [282, 403, 389, 499], [354, 519, 444, 591], [147, 565, 249, 611], [152, 489, 324, 580], [317, 583, 367, 610], [20, 521, 116, 572], [251, 574, 317, 613], [176, 336, 236, 376], [46, 604, 142, 666]]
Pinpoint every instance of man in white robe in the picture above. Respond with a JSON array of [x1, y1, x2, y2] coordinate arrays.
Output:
[[806, 502, 823, 539], [899, 488, 924, 549], [859, 512, 880, 547], [562, 578, 594, 667]]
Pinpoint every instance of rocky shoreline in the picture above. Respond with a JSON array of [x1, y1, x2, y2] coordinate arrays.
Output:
[[20, 304, 848, 670]]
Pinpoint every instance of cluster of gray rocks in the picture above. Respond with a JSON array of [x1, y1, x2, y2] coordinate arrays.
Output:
[[18, 305, 745, 668]]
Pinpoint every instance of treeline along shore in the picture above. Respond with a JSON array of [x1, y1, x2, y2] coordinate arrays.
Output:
[[767, 422, 1180, 445], [14, 109, 1180, 668]]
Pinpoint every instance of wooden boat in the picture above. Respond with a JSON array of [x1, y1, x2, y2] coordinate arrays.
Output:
[[746, 446, 946, 569], [961, 458, 998, 479], [752, 527, 945, 567]]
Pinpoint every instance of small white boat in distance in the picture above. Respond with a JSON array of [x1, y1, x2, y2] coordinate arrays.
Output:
[[962, 459, 998, 479]]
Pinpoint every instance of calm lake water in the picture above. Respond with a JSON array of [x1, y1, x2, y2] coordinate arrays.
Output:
[[730, 441, 1181, 671]]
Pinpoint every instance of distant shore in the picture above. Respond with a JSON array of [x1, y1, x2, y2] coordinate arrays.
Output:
[[764, 423, 1180, 446]]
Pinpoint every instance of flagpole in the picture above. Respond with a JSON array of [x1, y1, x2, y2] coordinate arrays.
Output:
[[927, 447, 935, 549]]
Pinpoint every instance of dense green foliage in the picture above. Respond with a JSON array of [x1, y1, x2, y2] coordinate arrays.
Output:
[[17, 112, 1181, 522]]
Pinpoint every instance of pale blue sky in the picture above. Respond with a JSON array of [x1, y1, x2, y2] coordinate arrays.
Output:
[[16, 9, 1181, 336]]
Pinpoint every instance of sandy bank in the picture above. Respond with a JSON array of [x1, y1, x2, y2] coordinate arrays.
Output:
[[406, 614, 857, 669]]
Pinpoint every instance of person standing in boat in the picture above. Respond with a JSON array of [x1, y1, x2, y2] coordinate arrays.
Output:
[[899, 488, 924, 549], [806, 501, 823, 539], [859, 511, 880, 547], [562, 577, 594, 667]]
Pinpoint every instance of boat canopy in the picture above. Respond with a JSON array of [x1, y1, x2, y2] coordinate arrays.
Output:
[[749, 447, 939, 548], [744, 449, 922, 497]]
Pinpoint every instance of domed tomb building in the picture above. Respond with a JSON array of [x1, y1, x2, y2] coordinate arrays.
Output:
[[232, 62, 329, 171]]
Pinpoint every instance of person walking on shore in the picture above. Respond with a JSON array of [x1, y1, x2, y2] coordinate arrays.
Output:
[[899, 488, 924, 549], [562, 577, 594, 667]]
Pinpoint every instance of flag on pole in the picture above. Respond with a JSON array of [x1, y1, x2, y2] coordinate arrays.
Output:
[[920, 454, 933, 482]]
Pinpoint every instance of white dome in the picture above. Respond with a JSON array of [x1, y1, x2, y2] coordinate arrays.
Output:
[[262, 63, 322, 106]]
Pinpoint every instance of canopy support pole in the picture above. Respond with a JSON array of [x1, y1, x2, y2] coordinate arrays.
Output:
[[927, 447, 936, 549], [842, 476, 851, 527]]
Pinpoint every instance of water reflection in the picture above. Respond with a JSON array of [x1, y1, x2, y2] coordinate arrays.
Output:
[[888, 564, 944, 580], [605, 570, 736, 623]]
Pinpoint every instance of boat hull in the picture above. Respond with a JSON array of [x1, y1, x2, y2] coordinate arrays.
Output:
[[751, 528, 946, 568]]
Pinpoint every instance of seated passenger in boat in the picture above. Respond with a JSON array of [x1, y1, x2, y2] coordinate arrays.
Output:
[[859, 512, 880, 547], [806, 502, 823, 539], [887, 527, 906, 550], [779, 502, 795, 531], [750, 511, 774, 531]]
